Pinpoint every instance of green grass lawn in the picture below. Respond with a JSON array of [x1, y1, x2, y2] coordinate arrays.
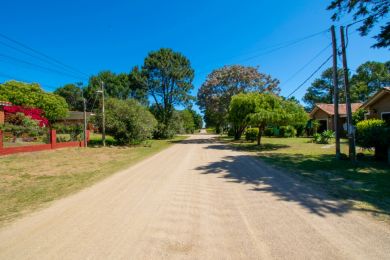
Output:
[[0, 135, 187, 226], [221, 136, 390, 220]]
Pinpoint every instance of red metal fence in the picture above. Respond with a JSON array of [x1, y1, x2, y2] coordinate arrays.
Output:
[[0, 129, 90, 156]]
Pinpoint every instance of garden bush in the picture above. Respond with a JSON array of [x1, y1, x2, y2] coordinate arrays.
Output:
[[264, 127, 275, 137], [356, 119, 389, 160], [2, 113, 46, 139], [245, 128, 259, 142], [96, 98, 157, 145], [279, 126, 297, 138], [312, 130, 334, 144]]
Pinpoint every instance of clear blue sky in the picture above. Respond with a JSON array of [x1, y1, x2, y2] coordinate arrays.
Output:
[[0, 0, 388, 110]]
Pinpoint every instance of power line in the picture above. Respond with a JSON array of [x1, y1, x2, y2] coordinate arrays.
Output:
[[0, 40, 88, 79], [0, 53, 88, 81], [280, 43, 332, 88], [0, 32, 90, 78], [287, 55, 333, 98], [236, 29, 329, 64], [196, 28, 330, 77]]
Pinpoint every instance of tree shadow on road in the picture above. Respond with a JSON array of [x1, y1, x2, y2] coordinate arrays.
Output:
[[195, 152, 354, 217]]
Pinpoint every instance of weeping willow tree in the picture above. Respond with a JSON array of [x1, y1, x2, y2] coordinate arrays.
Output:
[[229, 93, 308, 145]]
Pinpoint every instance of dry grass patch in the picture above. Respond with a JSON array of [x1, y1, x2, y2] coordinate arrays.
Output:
[[0, 136, 187, 226]]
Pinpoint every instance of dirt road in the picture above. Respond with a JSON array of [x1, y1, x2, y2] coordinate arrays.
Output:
[[0, 135, 389, 259]]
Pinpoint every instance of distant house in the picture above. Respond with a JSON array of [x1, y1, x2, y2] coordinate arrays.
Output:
[[57, 111, 94, 124], [57, 111, 95, 130], [310, 103, 362, 133], [361, 87, 390, 124], [0, 101, 12, 124]]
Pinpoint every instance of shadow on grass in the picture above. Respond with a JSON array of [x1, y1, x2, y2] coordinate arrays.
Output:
[[259, 153, 390, 216], [195, 140, 390, 218]]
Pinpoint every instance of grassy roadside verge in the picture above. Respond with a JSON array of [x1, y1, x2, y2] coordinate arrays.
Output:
[[219, 136, 390, 221], [0, 136, 187, 226]]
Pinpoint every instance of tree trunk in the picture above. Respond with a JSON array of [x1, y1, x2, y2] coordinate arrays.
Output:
[[257, 126, 263, 146]]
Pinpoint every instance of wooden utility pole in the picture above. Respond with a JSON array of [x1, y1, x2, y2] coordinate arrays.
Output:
[[331, 25, 340, 159], [83, 97, 87, 148], [340, 26, 356, 161], [101, 81, 106, 147]]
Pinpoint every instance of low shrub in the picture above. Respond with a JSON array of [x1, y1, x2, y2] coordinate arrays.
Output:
[[245, 128, 259, 142], [264, 127, 274, 137], [279, 126, 297, 138], [313, 130, 334, 144], [1, 113, 46, 139], [295, 124, 306, 137], [356, 119, 389, 160]]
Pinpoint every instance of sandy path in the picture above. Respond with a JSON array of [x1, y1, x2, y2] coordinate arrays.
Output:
[[0, 135, 389, 259]]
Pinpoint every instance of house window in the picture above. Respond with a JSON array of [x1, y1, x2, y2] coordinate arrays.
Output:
[[381, 112, 390, 125]]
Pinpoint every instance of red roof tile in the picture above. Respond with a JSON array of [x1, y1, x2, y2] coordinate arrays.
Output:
[[315, 103, 362, 115]]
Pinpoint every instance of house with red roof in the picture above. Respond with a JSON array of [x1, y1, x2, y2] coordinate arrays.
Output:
[[309, 103, 362, 133], [361, 87, 390, 124]]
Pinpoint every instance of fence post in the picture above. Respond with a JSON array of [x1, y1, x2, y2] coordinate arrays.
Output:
[[0, 130, 3, 150], [51, 129, 56, 149]]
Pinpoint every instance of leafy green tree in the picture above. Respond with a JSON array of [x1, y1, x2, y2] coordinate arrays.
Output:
[[84, 71, 130, 110], [142, 48, 194, 138], [229, 93, 258, 140], [350, 61, 390, 102], [128, 66, 148, 105], [327, 0, 389, 48], [197, 65, 280, 133], [229, 93, 307, 145], [0, 80, 68, 122], [303, 67, 346, 110], [352, 108, 367, 125], [54, 84, 84, 111], [179, 110, 195, 134], [191, 110, 203, 130], [95, 98, 157, 144]]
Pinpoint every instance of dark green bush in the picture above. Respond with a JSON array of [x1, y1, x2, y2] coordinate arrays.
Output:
[[295, 124, 306, 137], [279, 126, 297, 138], [356, 119, 389, 148], [95, 98, 157, 144], [245, 128, 259, 142], [264, 127, 274, 137], [356, 119, 389, 160], [312, 130, 334, 144]]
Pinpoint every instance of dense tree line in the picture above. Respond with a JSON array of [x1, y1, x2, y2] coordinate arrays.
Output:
[[303, 61, 390, 110], [52, 48, 202, 143]]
